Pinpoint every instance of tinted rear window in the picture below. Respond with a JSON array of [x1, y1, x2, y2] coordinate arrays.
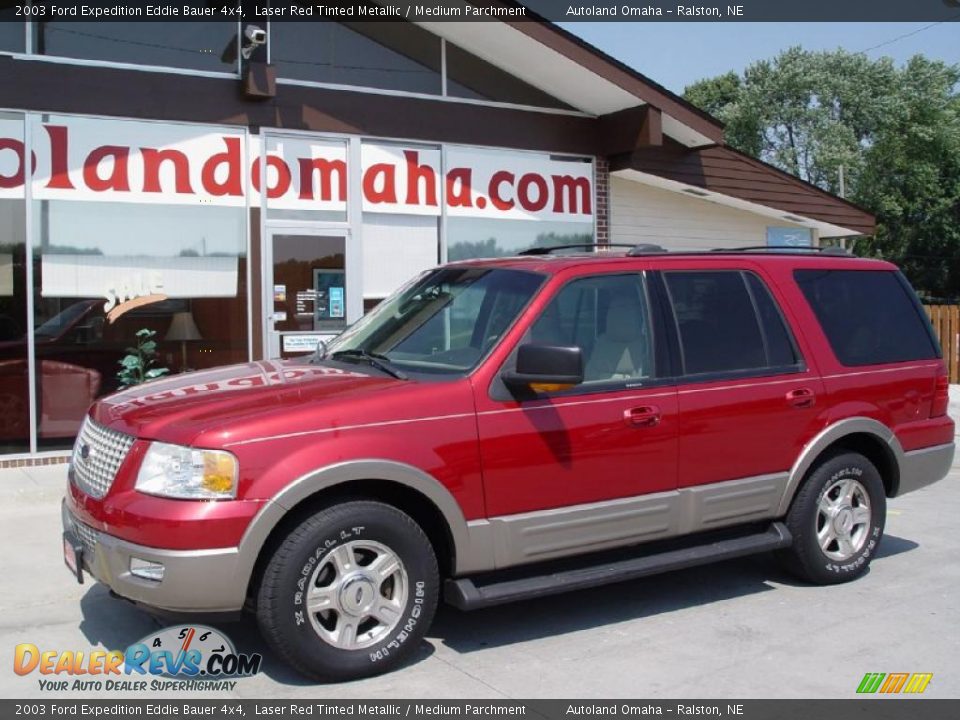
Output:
[[794, 269, 939, 366]]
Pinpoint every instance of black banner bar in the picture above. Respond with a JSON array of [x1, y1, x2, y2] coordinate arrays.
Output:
[[1, 0, 960, 22], [3, 700, 960, 719]]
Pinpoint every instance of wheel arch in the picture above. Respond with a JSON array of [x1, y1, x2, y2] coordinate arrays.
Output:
[[236, 460, 487, 608], [779, 418, 903, 515]]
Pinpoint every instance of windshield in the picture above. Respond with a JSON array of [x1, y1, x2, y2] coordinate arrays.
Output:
[[324, 267, 544, 376], [34, 300, 97, 338]]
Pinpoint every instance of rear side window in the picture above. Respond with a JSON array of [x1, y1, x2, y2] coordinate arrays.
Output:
[[664, 271, 799, 376], [746, 273, 799, 368], [794, 269, 939, 366]]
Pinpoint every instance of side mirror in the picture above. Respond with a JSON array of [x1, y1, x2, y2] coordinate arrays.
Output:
[[502, 343, 584, 394]]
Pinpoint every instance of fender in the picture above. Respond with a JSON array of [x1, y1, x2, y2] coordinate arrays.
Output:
[[778, 417, 904, 515], [233, 459, 494, 592]]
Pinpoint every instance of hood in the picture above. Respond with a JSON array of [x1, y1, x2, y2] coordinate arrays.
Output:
[[92, 359, 400, 444]]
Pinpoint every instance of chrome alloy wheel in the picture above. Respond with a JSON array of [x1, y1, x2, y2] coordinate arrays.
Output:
[[816, 478, 872, 561], [305, 540, 408, 650]]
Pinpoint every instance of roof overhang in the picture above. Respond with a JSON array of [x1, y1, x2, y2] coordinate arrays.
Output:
[[610, 142, 875, 237], [417, 20, 642, 116], [612, 168, 865, 238], [416, 2, 723, 148]]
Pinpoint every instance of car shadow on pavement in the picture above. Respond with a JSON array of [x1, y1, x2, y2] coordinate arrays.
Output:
[[78, 585, 161, 650], [873, 533, 919, 559], [76, 585, 436, 686], [73, 535, 918, 684], [433, 554, 783, 654], [212, 619, 438, 686], [432, 537, 918, 654]]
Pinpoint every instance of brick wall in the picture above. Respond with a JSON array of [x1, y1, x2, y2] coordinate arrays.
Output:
[[0, 455, 69, 469], [595, 157, 610, 244]]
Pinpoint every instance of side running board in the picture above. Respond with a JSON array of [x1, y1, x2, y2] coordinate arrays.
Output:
[[445, 522, 792, 611]]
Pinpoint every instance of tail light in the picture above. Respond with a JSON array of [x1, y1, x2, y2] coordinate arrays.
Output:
[[931, 369, 949, 418]]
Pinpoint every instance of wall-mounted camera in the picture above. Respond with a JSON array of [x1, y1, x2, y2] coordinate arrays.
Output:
[[242, 25, 267, 59], [220, 24, 267, 65]]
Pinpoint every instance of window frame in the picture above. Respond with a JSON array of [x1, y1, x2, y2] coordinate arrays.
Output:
[[18, 20, 244, 78], [3, 21, 589, 117], [489, 270, 672, 402], [659, 268, 806, 384]]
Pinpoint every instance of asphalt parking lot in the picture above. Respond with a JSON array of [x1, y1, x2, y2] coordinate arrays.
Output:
[[2, 393, 958, 700]]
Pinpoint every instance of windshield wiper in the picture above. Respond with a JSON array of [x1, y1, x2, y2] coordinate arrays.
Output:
[[330, 349, 408, 380]]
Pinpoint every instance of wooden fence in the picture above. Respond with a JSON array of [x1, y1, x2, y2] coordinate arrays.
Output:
[[924, 305, 960, 383]]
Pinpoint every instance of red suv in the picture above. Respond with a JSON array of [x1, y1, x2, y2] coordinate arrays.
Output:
[[62, 246, 955, 681]]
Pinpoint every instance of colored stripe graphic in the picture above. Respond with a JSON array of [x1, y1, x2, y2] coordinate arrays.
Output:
[[857, 673, 885, 694], [880, 673, 910, 693], [857, 672, 933, 694], [903, 673, 933, 694]]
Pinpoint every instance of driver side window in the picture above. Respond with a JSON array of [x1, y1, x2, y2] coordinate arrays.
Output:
[[528, 274, 653, 385]]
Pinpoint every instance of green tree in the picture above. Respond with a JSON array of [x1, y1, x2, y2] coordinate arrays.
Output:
[[685, 48, 960, 298], [856, 56, 960, 299], [447, 238, 504, 261]]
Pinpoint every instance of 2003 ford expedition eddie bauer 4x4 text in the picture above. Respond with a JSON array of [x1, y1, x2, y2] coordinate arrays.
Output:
[[62, 245, 955, 681]]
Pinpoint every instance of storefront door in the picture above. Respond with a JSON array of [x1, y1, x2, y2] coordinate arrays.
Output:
[[263, 229, 350, 359]]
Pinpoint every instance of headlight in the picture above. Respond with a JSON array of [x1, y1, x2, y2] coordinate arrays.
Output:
[[135, 442, 239, 500]]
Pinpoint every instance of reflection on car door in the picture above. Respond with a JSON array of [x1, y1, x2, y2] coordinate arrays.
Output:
[[474, 272, 679, 522]]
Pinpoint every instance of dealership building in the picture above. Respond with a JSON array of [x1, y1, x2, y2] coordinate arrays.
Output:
[[0, 11, 874, 460]]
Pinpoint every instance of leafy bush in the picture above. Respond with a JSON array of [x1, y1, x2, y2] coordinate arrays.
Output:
[[117, 329, 169, 388]]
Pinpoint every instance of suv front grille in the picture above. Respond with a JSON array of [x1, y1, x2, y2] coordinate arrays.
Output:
[[73, 517, 100, 559], [62, 505, 100, 562], [71, 417, 135, 499]]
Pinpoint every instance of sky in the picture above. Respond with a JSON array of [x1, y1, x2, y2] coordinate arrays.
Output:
[[556, 22, 960, 94]]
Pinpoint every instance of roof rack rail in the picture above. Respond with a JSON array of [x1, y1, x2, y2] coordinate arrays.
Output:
[[517, 243, 637, 256], [626, 243, 667, 256], [711, 245, 853, 256]]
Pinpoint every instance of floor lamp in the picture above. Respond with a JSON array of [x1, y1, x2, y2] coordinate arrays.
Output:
[[165, 311, 203, 372]]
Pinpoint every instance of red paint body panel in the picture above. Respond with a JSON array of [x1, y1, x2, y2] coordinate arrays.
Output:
[[67, 253, 954, 554], [474, 385, 679, 516], [675, 372, 827, 486]]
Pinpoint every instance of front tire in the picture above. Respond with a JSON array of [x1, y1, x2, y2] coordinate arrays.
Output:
[[779, 451, 886, 585], [256, 500, 439, 682]]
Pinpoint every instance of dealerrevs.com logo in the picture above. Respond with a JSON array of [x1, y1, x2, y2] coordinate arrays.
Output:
[[14, 625, 262, 692]]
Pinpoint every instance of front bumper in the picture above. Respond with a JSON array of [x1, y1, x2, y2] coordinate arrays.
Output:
[[897, 442, 956, 496], [62, 501, 248, 614]]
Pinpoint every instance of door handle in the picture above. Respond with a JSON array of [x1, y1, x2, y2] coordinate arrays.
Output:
[[786, 388, 816, 409], [624, 405, 661, 427]]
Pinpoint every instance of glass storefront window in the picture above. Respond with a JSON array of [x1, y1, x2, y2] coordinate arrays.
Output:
[[0, 11, 24, 54], [262, 134, 349, 223], [360, 141, 441, 304], [447, 218, 594, 261], [31, 201, 249, 449], [271, 233, 346, 338], [27, 115, 249, 451], [0, 112, 29, 454], [363, 214, 440, 302], [272, 21, 442, 94], [32, 22, 238, 73]]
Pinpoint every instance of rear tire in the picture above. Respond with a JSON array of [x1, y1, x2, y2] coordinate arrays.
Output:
[[778, 451, 885, 585], [256, 500, 439, 682]]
